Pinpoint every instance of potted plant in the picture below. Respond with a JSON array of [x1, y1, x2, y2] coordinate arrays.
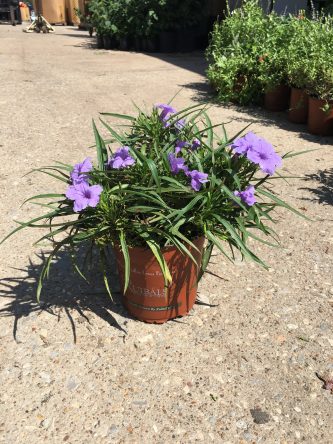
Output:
[[286, 14, 312, 124], [87, 0, 106, 48], [259, 14, 291, 112], [206, 1, 267, 105], [305, 15, 333, 135], [1, 102, 305, 323]]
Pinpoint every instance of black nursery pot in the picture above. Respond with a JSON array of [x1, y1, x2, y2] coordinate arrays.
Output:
[[141, 37, 158, 53], [176, 28, 196, 53], [110, 36, 119, 50], [96, 34, 104, 49], [103, 35, 112, 50], [119, 37, 131, 51], [133, 37, 143, 52], [159, 30, 177, 52]]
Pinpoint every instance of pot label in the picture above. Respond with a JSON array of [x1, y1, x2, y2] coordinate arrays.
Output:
[[126, 299, 182, 312], [128, 284, 167, 298]]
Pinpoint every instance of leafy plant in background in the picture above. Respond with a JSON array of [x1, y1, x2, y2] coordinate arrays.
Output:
[[87, 0, 109, 37], [156, 0, 202, 31], [285, 15, 316, 90], [303, 13, 333, 102], [207, 0, 333, 105], [87, 0, 204, 41], [206, 0, 268, 104], [1, 101, 305, 301], [256, 13, 291, 92]]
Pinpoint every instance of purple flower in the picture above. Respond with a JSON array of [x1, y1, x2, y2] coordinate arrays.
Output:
[[155, 103, 177, 122], [191, 138, 201, 150], [70, 157, 93, 184], [186, 170, 209, 191], [246, 139, 282, 175], [234, 185, 256, 206], [231, 132, 261, 155], [232, 132, 282, 176], [66, 182, 103, 213], [108, 146, 136, 169], [175, 140, 188, 154], [175, 118, 186, 131], [168, 153, 188, 174]]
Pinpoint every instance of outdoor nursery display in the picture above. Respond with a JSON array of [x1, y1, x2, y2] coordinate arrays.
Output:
[[86, 0, 206, 52], [207, 0, 333, 135], [1, 102, 305, 323]]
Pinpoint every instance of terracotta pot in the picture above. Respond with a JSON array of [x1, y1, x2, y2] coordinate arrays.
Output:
[[96, 34, 104, 49], [308, 97, 333, 136], [115, 237, 205, 323], [264, 85, 291, 112], [288, 88, 309, 124]]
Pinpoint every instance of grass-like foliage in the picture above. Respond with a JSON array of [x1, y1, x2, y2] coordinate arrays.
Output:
[[1, 102, 304, 301]]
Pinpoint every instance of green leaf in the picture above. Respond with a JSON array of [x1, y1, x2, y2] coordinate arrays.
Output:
[[99, 118, 126, 145], [198, 240, 213, 281], [119, 231, 130, 293], [99, 248, 113, 300], [205, 230, 233, 262], [256, 188, 311, 220], [92, 119, 108, 170], [22, 193, 65, 206], [100, 112, 135, 121], [0, 208, 70, 246], [146, 239, 172, 286]]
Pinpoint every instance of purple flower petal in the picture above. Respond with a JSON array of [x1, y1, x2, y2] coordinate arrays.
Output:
[[246, 140, 282, 176], [187, 170, 209, 191], [66, 182, 103, 213], [70, 157, 93, 184], [232, 132, 261, 155], [191, 139, 201, 150], [175, 140, 188, 154], [155, 103, 177, 121], [108, 146, 136, 170], [168, 153, 188, 174], [175, 118, 186, 131], [234, 185, 256, 206]]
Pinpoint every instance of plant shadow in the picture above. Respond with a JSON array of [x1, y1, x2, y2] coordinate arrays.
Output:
[[301, 168, 333, 206], [0, 247, 131, 343], [181, 81, 333, 145]]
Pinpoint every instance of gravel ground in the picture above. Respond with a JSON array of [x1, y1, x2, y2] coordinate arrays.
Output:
[[0, 25, 332, 444]]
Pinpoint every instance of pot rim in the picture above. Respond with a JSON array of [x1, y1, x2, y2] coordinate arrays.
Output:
[[113, 235, 205, 253]]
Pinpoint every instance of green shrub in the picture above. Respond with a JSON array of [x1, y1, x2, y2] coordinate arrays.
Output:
[[207, 0, 333, 104], [304, 15, 333, 100], [206, 0, 267, 104], [88, 0, 204, 40], [285, 15, 316, 90], [256, 13, 291, 93]]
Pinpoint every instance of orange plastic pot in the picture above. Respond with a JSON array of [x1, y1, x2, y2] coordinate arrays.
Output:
[[264, 85, 291, 112], [307, 97, 333, 136], [115, 237, 205, 323], [288, 88, 309, 124]]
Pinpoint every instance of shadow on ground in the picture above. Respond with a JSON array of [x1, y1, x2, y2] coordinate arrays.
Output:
[[301, 168, 333, 206], [0, 247, 129, 342], [180, 80, 333, 144]]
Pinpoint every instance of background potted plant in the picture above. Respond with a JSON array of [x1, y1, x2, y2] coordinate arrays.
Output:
[[305, 14, 333, 135], [1, 102, 306, 324], [258, 14, 291, 112], [88, 0, 108, 49], [285, 14, 313, 123], [206, 0, 267, 105]]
